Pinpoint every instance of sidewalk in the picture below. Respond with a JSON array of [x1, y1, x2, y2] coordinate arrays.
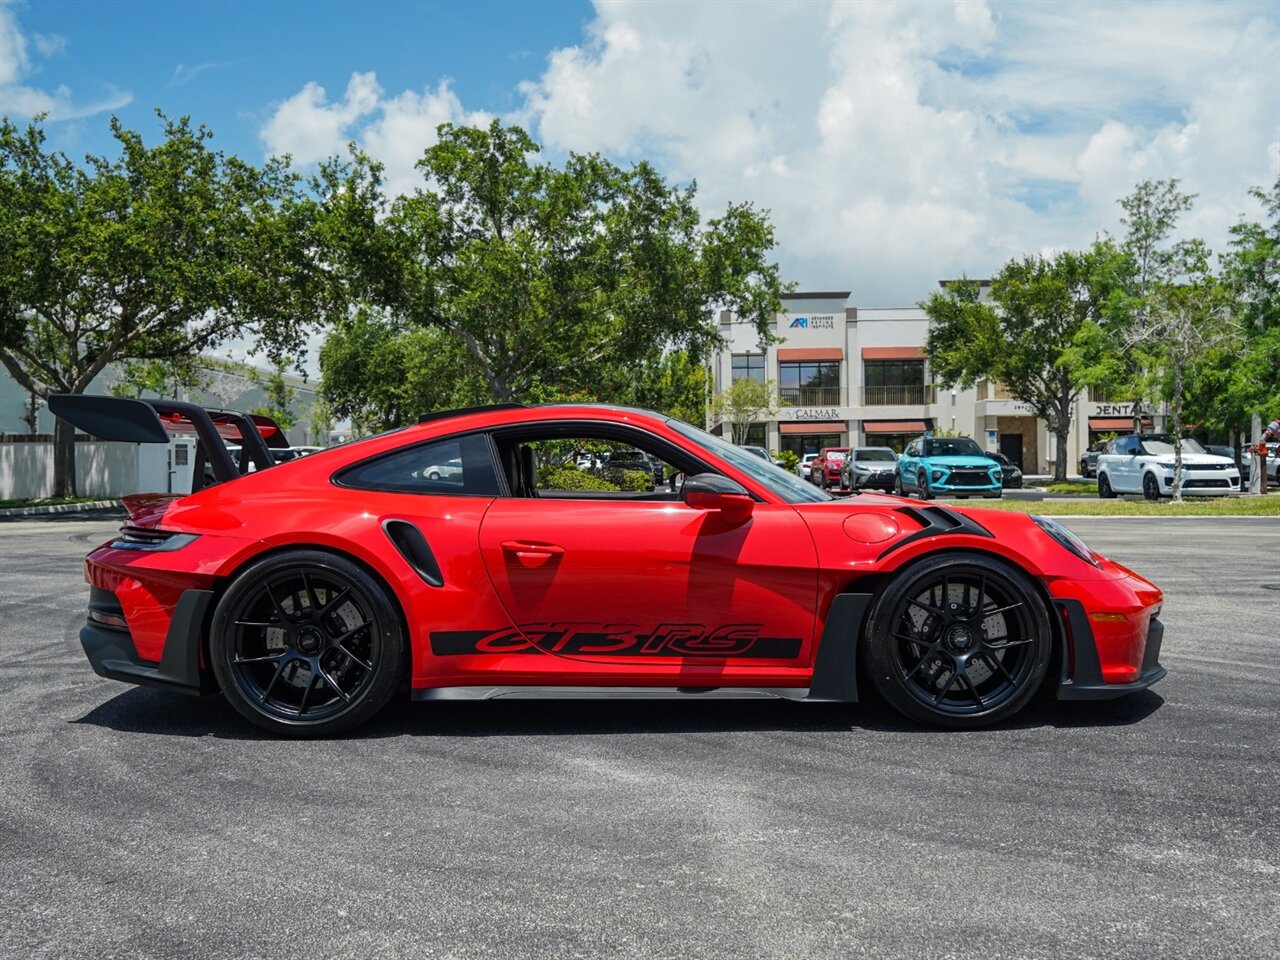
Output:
[[0, 499, 124, 521]]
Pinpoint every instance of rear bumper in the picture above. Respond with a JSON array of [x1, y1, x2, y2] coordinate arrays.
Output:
[[81, 587, 217, 696], [1055, 598, 1166, 700]]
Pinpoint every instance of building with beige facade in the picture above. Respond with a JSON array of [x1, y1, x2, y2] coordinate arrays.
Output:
[[710, 289, 1161, 476]]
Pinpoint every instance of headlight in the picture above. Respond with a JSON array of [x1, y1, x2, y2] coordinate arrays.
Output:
[[1032, 516, 1099, 568], [931, 469, 946, 481]]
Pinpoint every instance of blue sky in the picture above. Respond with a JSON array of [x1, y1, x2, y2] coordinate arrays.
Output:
[[4, 0, 1278, 314]]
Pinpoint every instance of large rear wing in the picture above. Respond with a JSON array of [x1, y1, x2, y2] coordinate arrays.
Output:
[[48, 394, 290, 491]]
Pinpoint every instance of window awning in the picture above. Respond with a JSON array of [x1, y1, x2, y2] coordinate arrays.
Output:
[[862, 347, 926, 360], [780, 422, 847, 435], [1088, 418, 1132, 431], [778, 348, 844, 361], [863, 420, 926, 433]]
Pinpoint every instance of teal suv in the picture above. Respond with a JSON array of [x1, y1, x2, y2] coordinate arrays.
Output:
[[895, 436, 1003, 500]]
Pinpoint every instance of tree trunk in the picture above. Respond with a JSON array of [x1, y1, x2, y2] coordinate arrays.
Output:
[[53, 416, 78, 499], [1170, 357, 1184, 503], [1055, 426, 1069, 482]]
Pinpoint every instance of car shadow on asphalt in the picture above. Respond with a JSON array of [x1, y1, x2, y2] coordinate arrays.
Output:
[[71, 685, 1165, 740]]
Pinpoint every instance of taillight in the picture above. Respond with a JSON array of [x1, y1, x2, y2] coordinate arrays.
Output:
[[110, 526, 199, 552]]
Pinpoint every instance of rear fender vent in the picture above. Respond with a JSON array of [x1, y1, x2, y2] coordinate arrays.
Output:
[[382, 519, 445, 588]]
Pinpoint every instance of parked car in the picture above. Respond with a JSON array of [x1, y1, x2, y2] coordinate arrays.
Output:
[[988, 452, 1024, 489], [839, 447, 899, 492], [52, 393, 1167, 734], [739, 445, 783, 466], [1079, 439, 1113, 478], [811, 446, 850, 489], [796, 453, 820, 480], [1096, 434, 1239, 500], [605, 448, 663, 486], [895, 436, 1003, 500]]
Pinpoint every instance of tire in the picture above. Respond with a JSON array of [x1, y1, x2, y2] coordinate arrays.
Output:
[[209, 549, 406, 737], [862, 553, 1053, 728], [893, 473, 905, 497], [1080, 461, 1090, 479], [427, 470, 441, 481], [917, 471, 933, 501], [1097, 473, 1115, 499], [1142, 472, 1161, 501]]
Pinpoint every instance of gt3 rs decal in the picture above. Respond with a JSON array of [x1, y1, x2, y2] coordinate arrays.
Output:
[[430, 622, 803, 659]]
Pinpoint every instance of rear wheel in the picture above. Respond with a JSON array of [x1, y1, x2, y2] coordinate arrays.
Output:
[[863, 554, 1052, 728], [209, 550, 405, 737], [1098, 473, 1115, 499], [893, 473, 905, 496]]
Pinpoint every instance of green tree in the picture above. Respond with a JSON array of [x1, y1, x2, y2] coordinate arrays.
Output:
[[108, 357, 207, 401], [319, 309, 486, 433], [709, 377, 778, 444], [316, 120, 784, 404], [924, 249, 1121, 481], [1221, 177, 1280, 432], [1123, 241, 1239, 500], [0, 114, 322, 496], [249, 361, 299, 432]]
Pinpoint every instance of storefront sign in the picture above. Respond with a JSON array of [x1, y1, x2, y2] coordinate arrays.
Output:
[[1091, 403, 1134, 416]]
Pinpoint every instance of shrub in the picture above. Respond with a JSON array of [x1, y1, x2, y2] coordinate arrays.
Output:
[[777, 450, 799, 473], [605, 467, 655, 491], [537, 466, 619, 492]]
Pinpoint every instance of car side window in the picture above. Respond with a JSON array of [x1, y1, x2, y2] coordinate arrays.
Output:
[[495, 433, 683, 500], [337, 433, 502, 496], [905, 441, 919, 457]]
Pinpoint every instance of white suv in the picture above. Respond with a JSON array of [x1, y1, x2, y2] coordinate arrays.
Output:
[[1097, 434, 1240, 500]]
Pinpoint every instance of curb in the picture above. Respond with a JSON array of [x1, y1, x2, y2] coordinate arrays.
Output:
[[0, 499, 123, 519]]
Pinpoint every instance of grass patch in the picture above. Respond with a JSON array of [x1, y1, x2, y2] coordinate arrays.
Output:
[[0, 496, 109, 509], [958, 496, 1280, 517], [1034, 481, 1096, 495]]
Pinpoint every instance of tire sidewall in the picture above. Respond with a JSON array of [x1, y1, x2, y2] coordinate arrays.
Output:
[[209, 549, 405, 737], [862, 553, 1053, 728]]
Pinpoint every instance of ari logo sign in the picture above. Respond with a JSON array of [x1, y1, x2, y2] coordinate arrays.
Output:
[[788, 314, 835, 330]]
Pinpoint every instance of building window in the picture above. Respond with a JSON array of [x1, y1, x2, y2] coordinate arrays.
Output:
[[731, 353, 765, 383], [779, 361, 841, 406], [743, 423, 766, 447], [862, 433, 915, 454], [780, 432, 845, 457], [862, 360, 932, 405]]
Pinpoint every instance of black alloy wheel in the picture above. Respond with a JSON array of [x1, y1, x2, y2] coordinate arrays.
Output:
[[210, 550, 405, 736], [1097, 473, 1115, 499], [893, 473, 905, 496], [864, 554, 1052, 728], [917, 471, 933, 500], [1142, 472, 1161, 501]]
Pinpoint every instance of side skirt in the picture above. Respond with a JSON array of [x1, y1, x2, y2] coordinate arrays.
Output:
[[413, 686, 810, 701]]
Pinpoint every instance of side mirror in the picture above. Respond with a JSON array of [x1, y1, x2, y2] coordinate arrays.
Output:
[[683, 473, 754, 522]]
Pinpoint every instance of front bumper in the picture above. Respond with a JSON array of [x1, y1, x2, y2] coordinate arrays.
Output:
[[1054, 598, 1166, 700], [81, 586, 217, 696]]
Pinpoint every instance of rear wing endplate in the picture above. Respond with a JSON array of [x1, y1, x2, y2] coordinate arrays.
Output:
[[48, 394, 289, 489]]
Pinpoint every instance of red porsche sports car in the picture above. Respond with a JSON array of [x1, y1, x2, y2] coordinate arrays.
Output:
[[52, 396, 1165, 736]]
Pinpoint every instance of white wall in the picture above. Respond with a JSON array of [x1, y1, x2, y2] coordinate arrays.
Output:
[[0, 441, 139, 500]]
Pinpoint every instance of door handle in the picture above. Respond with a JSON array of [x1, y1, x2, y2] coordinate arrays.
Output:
[[500, 540, 566, 560]]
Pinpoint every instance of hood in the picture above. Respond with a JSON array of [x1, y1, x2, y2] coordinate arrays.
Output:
[[1155, 454, 1235, 467]]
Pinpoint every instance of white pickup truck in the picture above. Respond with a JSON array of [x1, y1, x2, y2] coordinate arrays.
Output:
[[1096, 434, 1240, 500]]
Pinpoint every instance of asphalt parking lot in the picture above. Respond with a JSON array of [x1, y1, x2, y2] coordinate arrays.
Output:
[[1, 516, 1277, 960]]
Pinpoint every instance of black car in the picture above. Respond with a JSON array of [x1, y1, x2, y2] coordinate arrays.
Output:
[[1079, 439, 1112, 478], [989, 452, 1024, 488]]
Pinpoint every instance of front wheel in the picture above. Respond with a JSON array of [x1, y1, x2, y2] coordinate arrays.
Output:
[[917, 471, 933, 501], [1142, 472, 1161, 501], [209, 550, 406, 737], [1098, 473, 1115, 499], [863, 554, 1053, 728]]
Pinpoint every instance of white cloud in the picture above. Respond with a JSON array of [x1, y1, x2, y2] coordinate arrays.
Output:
[[260, 0, 1279, 304], [0, 2, 130, 120], [260, 72, 489, 195]]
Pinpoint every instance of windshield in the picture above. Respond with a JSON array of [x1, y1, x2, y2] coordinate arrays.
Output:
[[855, 449, 896, 462], [1140, 437, 1206, 456], [923, 437, 984, 457], [668, 420, 834, 503]]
